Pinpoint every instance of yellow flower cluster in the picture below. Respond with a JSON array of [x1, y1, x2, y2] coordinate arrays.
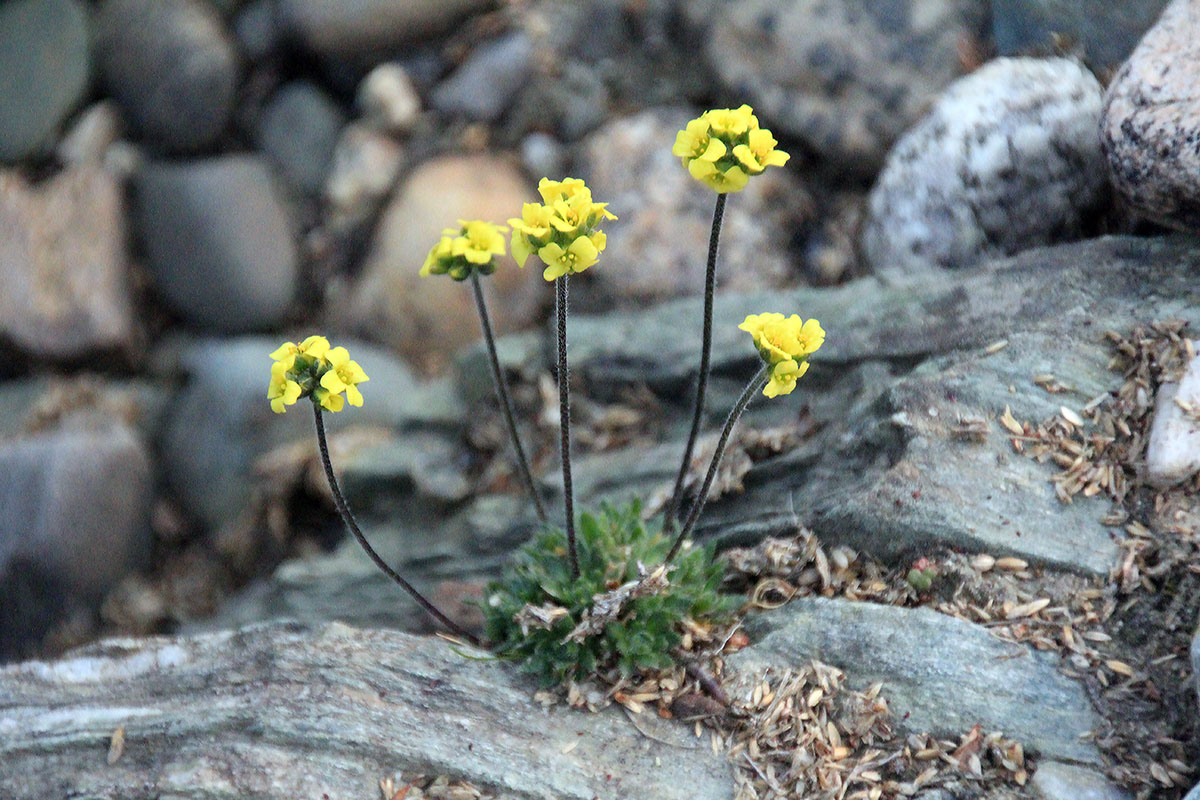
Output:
[[509, 177, 616, 281], [421, 219, 508, 281], [268, 335, 369, 413], [738, 313, 824, 398], [673, 105, 790, 193]]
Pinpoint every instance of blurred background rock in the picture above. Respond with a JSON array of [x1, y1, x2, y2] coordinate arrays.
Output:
[[0, 0, 1187, 666]]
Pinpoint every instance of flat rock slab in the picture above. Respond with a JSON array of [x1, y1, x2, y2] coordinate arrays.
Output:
[[0, 622, 733, 800], [730, 598, 1103, 764]]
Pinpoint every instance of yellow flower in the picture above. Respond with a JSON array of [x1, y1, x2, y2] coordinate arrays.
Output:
[[421, 220, 508, 280], [508, 177, 614, 281], [764, 359, 809, 398], [675, 104, 788, 193], [267, 360, 302, 413], [739, 313, 823, 398], [538, 235, 600, 281], [267, 337, 369, 413], [319, 346, 370, 407]]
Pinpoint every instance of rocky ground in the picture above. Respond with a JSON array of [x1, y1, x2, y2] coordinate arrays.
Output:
[[2, 0, 1199, 799]]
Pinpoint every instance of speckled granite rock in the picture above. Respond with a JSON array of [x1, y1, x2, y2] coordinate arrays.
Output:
[[702, 0, 987, 172], [1101, 0, 1200, 232], [862, 57, 1107, 276], [1145, 345, 1200, 488], [1031, 761, 1133, 800]]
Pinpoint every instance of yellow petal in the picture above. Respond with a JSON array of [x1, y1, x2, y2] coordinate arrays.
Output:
[[321, 370, 348, 395], [346, 384, 364, 406], [511, 232, 533, 268], [326, 346, 350, 368]]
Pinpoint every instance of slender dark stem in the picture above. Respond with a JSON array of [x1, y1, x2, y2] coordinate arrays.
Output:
[[664, 192, 727, 533], [556, 275, 579, 579], [312, 404, 481, 646], [665, 364, 769, 563], [470, 272, 548, 523]]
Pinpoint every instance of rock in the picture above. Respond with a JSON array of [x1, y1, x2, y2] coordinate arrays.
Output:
[[993, 0, 1169, 68], [348, 155, 543, 370], [357, 63, 421, 134], [1031, 761, 1133, 800], [521, 132, 566, 179], [324, 122, 405, 233], [566, 236, 1200, 574], [730, 598, 1103, 763], [280, 0, 493, 59], [862, 57, 1107, 276], [93, 0, 239, 152], [1145, 346, 1200, 488], [160, 336, 460, 532], [703, 0, 987, 172], [0, 423, 151, 660], [56, 101, 122, 166], [431, 34, 535, 123], [1188, 784, 1200, 800], [134, 155, 298, 332], [0, 622, 734, 799], [508, 59, 610, 142], [257, 82, 346, 196], [233, 0, 281, 61], [0, 0, 90, 162], [0, 166, 135, 359], [1193, 627, 1200, 706], [1100, 0, 1200, 232], [574, 107, 807, 309]]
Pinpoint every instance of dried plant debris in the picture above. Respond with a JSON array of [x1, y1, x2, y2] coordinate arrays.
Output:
[[379, 773, 489, 800], [723, 663, 1028, 800]]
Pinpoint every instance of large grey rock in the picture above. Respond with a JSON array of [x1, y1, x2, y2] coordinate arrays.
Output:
[[993, 0, 1169, 68], [1031, 761, 1133, 800], [1145, 347, 1200, 488], [94, 0, 239, 152], [0, 166, 135, 359], [160, 337, 462, 532], [257, 82, 346, 196], [280, 0, 492, 59], [574, 107, 805, 309], [0, 0, 90, 162], [0, 622, 734, 800], [431, 34, 535, 123], [1101, 0, 1200, 233], [0, 423, 152, 660], [862, 57, 1107, 276], [730, 598, 1103, 763], [567, 236, 1200, 574], [135, 155, 298, 332], [702, 0, 987, 172]]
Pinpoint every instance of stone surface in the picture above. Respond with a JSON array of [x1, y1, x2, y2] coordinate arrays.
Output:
[[862, 57, 1107, 276], [1187, 783, 1200, 800], [56, 101, 122, 166], [567, 236, 1200, 574], [135, 155, 298, 332], [233, 0, 279, 61], [0, 166, 135, 359], [0, 0, 90, 162], [573, 107, 807, 309], [702, 0, 987, 172], [94, 0, 239, 152], [730, 598, 1103, 763], [431, 34, 535, 123], [0, 423, 152, 660], [357, 62, 421, 134], [0, 622, 734, 800], [160, 336, 462, 532], [348, 155, 543, 370], [1101, 0, 1200, 232], [257, 81, 346, 196], [1030, 761, 1133, 800], [1146, 347, 1200, 488], [280, 0, 493, 59], [324, 122, 405, 233], [993, 0, 1169, 68]]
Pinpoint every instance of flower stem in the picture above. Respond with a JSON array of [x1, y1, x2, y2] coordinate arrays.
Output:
[[312, 404, 481, 646], [555, 275, 580, 579], [664, 192, 727, 533], [665, 363, 769, 563], [470, 272, 548, 524]]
